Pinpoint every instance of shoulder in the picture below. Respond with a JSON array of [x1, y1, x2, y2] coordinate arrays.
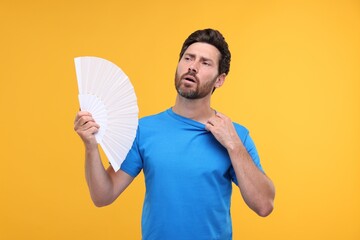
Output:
[[232, 122, 250, 142], [137, 109, 173, 134], [135, 109, 173, 140], [139, 109, 169, 126]]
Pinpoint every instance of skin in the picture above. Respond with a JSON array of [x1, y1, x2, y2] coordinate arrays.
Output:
[[74, 42, 275, 216]]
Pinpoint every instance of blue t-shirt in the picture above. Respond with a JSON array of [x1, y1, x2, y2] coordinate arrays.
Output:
[[120, 108, 263, 240]]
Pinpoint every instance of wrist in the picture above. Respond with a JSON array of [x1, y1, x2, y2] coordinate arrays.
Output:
[[227, 141, 245, 154], [85, 142, 99, 154]]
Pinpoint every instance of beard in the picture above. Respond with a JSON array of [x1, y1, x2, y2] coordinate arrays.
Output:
[[175, 71, 217, 99]]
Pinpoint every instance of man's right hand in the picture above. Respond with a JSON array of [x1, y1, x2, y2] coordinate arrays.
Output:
[[74, 111, 100, 149]]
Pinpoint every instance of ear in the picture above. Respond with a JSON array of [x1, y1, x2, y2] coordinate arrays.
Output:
[[214, 73, 226, 89]]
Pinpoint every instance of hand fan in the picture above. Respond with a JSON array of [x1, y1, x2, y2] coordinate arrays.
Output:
[[74, 56, 138, 172]]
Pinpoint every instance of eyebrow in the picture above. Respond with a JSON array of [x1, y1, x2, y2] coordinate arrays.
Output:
[[184, 53, 214, 63]]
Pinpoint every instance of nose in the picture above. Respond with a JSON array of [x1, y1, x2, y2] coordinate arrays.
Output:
[[188, 63, 198, 73]]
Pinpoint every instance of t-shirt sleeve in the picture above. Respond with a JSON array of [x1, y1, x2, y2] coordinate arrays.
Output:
[[119, 128, 143, 177], [243, 133, 263, 171], [231, 129, 264, 186]]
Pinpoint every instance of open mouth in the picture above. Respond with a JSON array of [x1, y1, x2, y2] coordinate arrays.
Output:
[[183, 75, 197, 83]]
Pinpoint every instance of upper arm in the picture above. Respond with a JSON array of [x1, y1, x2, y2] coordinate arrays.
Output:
[[107, 167, 135, 199]]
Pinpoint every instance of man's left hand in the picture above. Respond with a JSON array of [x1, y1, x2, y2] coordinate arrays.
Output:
[[205, 112, 243, 151]]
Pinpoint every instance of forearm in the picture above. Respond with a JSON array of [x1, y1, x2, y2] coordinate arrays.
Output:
[[75, 111, 119, 206], [229, 145, 275, 217], [204, 112, 275, 216], [85, 146, 115, 207]]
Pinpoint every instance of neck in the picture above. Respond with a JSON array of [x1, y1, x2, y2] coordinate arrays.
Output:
[[172, 94, 215, 124]]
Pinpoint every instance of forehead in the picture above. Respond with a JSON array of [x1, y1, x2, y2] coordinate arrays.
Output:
[[184, 42, 221, 62]]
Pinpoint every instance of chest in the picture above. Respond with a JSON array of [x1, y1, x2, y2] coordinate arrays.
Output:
[[139, 128, 232, 181]]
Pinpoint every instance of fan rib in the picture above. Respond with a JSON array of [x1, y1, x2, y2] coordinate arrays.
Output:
[[75, 56, 139, 172]]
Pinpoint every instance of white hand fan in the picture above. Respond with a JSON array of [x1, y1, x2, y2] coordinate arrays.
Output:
[[74, 56, 138, 172]]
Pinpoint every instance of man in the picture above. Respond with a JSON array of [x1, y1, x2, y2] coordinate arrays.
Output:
[[74, 28, 275, 240]]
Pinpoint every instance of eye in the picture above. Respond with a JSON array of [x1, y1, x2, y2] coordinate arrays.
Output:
[[202, 61, 211, 66], [183, 55, 192, 61]]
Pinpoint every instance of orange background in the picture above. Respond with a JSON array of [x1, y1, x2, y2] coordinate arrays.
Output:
[[1, 0, 359, 239]]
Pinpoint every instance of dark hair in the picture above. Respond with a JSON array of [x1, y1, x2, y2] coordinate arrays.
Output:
[[179, 28, 231, 75]]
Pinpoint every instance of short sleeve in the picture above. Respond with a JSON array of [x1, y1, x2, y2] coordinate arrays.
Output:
[[230, 130, 264, 186], [120, 128, 143, 177], [243, 133, 263, 171]]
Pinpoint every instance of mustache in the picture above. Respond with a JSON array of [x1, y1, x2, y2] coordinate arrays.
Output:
[[180, 70, 199, 83]]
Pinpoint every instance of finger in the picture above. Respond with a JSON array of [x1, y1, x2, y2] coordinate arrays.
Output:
[[215, 111, 226, 119], [75, 115, 91, 127], [81, 119, 100, 131], [80, 117, 99, 127], [210, 113, 226, 125], [74, 111, 92, 124], [205, 122, 213, 132], [215, 112, 233, 125], [76, 123, 100, 140], [74, 116, 98, 132], [206, 117, 215, 126]]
